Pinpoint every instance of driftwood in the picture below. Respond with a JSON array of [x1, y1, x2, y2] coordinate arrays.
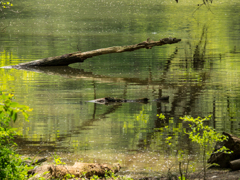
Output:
[[88, 96, 169, 105], [6, 37, 181, 67], [208, 132, 240, 169], [29, 162, 121, 180], [29, 164, 51, 180]]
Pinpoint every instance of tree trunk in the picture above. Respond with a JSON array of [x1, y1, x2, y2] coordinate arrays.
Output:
[[8, 37, 181, 67]]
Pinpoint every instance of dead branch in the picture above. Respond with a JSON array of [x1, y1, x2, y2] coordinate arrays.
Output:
[[7, 37, 181, 67]]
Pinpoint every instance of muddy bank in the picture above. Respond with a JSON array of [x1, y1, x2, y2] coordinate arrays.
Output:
[[24, 157, 240, 180], [157, 169, 240, 180]]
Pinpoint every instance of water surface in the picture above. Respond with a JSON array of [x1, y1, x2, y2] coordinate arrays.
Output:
[[1, 0, 240, 177]]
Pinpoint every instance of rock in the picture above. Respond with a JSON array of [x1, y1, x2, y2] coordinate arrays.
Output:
[[230, 159, 240, 171], [208, 132, 240, 169]]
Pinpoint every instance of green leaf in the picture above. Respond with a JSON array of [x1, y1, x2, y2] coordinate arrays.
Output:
[[11, 111, 17, 122]]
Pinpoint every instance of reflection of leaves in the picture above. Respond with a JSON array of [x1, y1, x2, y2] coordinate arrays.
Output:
[[135, 107, 149, 124], [157, 113, 165, 120]]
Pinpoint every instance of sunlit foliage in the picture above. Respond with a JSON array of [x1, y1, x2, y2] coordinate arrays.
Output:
[[0, 91, 32, 179], [182, 115, 231, 179], [154, 114, 231, 179], [0, 1, 13, 10]]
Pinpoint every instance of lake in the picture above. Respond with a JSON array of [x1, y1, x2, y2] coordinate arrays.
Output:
[[0, 0, 240, 178]]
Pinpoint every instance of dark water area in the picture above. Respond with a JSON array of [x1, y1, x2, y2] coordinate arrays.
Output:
[[1, 0, 240, 177]]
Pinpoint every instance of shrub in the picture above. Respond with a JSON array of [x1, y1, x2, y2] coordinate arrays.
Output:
[[0, 91, 32, 179]]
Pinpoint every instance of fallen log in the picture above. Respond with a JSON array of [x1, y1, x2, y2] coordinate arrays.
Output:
[[29, 162, 121, 180], [50, 162, 121, 179], [7, 37, 181, 67], [29, 164, 51, 180], [207, 132, 240, 169]]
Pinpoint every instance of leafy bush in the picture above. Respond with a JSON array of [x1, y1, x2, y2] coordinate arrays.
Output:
[[0, 91, 32, 179], [157, 114, 231, 180], [181, 115, 230, 179]]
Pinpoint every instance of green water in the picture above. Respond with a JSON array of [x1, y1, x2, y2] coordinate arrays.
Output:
[[1, 0, 240, 177]]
